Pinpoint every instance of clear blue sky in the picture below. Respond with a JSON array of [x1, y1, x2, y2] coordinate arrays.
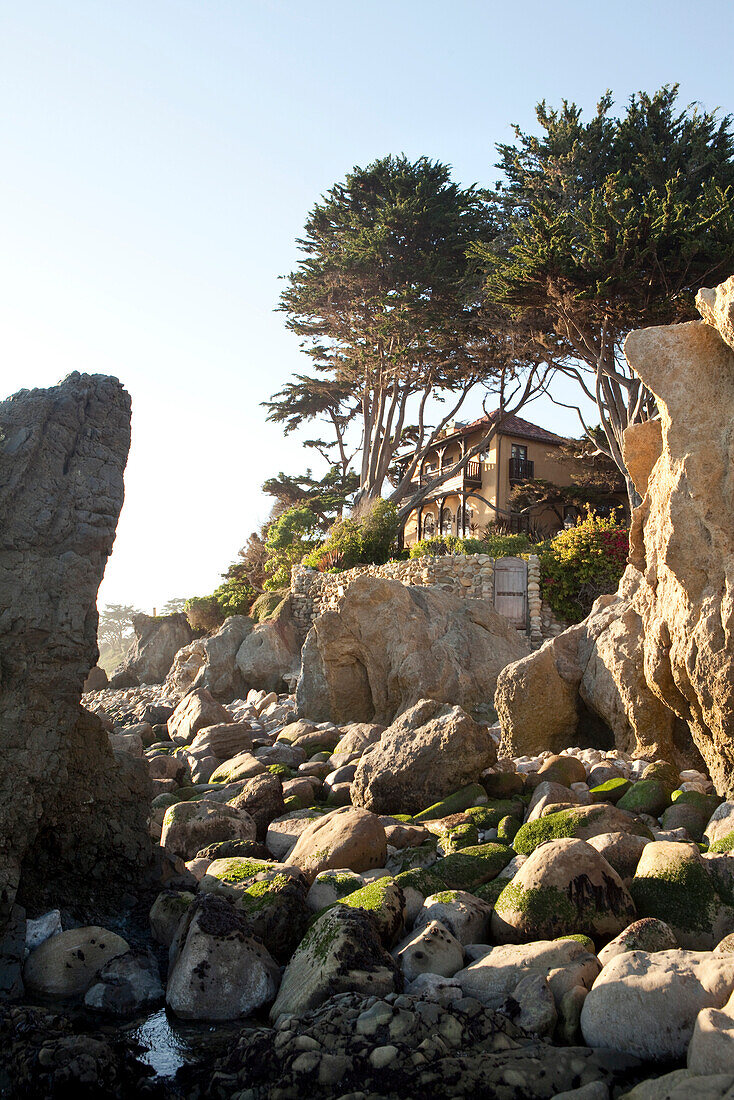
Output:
[[1, 0, 731, 610]]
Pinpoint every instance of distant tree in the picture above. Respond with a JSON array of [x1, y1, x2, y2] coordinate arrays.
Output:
[[97, 603, 139, 671], [261, 466, 359, 525], [160, 597, 187, 615], [479, 85, 734, 508]]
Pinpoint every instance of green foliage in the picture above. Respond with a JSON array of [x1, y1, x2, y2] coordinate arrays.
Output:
[[409, 532, 532, 559], [212, 562, 257, 617], [250, 591, 288, 623], [264, 505, 322, 589], [539, 513, 629, 623], [183, 595, 224, 632], [304, 499, 401, 571]]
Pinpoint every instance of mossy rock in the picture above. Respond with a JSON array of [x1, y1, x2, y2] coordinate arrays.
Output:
[[439, 822, 480, 855], [710, 831, 734, 854], [431, 842, 514, 891], [630, 846, 725, 947], [283, 795, 303, 812], [465, 799, 524, 830], [661, 796, 719, 840], [386, 842, 438, 875], [394, 868, 446, 901], [642, 760, 680, 788], [670, 790, 720, 814], [334, 876, 405, 946], [617, 780, 671, 817], [473, 877, 509, 907], [306, 744, 334, 760], [513, 806, 652, 855], [389, 814, 415, 825], [267, 763, 296, 778], [589, 777, 632, 805], [497, 815, 520, 844], [202, 855, 279, 887], [235, 872, 310, 962], [556, 933, 595, 952], [151, 792, 180, 811], [413, 784, 488, 822]]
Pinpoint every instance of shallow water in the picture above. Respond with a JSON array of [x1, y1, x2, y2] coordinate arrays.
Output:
[[129, 1007, 254, 1080]]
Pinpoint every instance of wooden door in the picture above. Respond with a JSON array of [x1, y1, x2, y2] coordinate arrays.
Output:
[[493, 557, 528, 629]]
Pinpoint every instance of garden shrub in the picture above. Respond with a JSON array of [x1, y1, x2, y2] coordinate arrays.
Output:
[[304, 499, 400, 571], [184, 595, 225, 632], [539, 513, 628, 623], [409, 532, 532, 559], [250, 590, 288, 622]]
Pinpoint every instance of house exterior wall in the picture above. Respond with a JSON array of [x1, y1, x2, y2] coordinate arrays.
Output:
[[403, 425, 584, 545]]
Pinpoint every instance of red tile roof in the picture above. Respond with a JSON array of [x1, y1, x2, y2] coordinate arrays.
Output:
[[441, 411, 567, 447]]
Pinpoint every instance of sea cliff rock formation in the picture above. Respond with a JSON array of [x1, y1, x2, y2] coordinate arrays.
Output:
[[297, 574, 529, 724], [110, 610, 194, 687], [0, 373, 151, 934], [496, 277, 734, 794]]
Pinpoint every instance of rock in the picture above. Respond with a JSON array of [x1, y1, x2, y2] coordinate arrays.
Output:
[[498, 972, 557, 1037], [351, 699, 496, 816], [166, 894, 280, 1020], [330, 722, 385, 767], [209, 751, 265, 784], [0, 374, 151, 930], [189, 721, 253, 760], [109, 729, 144, 757], [84, 949, 163, 1016], [415, 890, 492, 945], [0, 905, 25, 1001], [149, 889, 195, 947], [161, 800, 256, 861], [581, 948, 734, 1061], [233, 870, 311, 962], [24, 927, 129, 999], [526, 781, 582, 821], [165, 615, 253, 701], [235, 596, 301, 694], [110, 612, 193, 687], [167, 688, 233, 746], [227, 773, 286, 839], [297, 575, 528, 725], [697, 276, 734, 352], [630, 841, 733, 949], [269, 906, 400, 1020], [527, 754, 588, 789], [25, 909, 62, 953], [617, 780, 672, 818], [334, 876, 406, 947], [287, 806, 387, 883], [492, 838, 636, 943], [706, 802, 734, 847], [454, 938, 601, 1010], [588, 832, 650, 884], [83, 666, 108, 692], [598, 918, 679, 966], [495, 569, 694, 767], [688, 988, 734, 1076], [622, 1070, 734, 1099], [265, 809, 325, 861], [393, 920, 464, 982]]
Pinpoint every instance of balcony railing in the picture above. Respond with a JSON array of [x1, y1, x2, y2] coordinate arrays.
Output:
[[509, 457, 534, 482], [420, 459, 483, 487]]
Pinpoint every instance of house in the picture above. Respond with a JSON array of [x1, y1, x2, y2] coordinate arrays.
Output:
[[402, 411, 627, 546]]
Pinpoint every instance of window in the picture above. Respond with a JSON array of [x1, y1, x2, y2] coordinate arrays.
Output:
[[511, 444, 528, 462], [422, 512, 436, 536], [509, 513, 530, 534], [441, 507, 454, 534], [458, 505, 474, 533]]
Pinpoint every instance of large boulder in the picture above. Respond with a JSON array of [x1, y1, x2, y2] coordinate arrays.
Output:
[[297, 576, 528, 725], [351, 699, 497, 816], [0, 373, 151, 934], [24, 927, 130, 1000], [496, 276, 734, 791], [287, 806, 387, 883], [166, 894, 280, 1020], [165, 615, 253, 701], [167, 688, 233, 745], [110, 612, 193, 687], [235, 596, 301, 695]]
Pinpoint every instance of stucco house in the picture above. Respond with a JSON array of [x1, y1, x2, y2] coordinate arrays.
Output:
[[402, 411, 626, 546]]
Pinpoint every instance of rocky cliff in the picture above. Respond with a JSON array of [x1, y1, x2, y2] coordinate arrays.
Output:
[[0, 373, 151, 933], [495, 277, 734, 794]]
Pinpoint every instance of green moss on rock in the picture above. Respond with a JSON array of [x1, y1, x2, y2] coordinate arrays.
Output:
[[432, 843, 514, 890], [413, 784, 488, 823], [589, 777, 632, 804], [465, 800, 524, 830], [630, 855, 720, 935], [617, 780, 671, 817]]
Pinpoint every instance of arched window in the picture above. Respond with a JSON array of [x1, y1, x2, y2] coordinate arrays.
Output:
[[459, 505, 474, 534], [441, 507, 454, 534], [423, 512, 436, 537]]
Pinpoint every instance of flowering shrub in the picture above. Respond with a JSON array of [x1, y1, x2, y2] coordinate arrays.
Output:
[[303, 499, 400, 571], [539, 513, 629, 623]]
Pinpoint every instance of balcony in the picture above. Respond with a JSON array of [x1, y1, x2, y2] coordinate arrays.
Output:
[[420, 459, 483, 488], [509, 457, 534, 482]]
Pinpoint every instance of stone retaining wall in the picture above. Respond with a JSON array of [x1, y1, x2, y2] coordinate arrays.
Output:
[[291, 553, 563, 646]]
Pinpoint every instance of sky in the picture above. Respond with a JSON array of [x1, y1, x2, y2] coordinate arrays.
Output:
[[1, 0, 731, 612]]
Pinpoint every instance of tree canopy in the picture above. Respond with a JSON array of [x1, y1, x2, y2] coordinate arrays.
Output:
[[478, 85, 734, 504]]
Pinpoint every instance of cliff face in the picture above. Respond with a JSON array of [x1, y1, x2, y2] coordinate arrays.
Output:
[[623, 285, 734, 794], [0, 372, 151, 932], [496, 277, 734, 794]]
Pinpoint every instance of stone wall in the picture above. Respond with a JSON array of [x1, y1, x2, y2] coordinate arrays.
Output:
[[292, 553, 556, 645]]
